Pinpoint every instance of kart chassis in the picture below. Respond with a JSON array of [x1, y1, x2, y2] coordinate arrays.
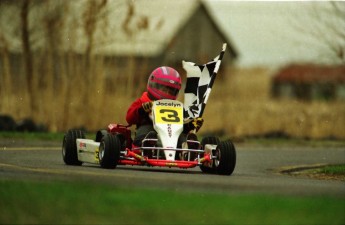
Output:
[[63, 100, 236, 175]]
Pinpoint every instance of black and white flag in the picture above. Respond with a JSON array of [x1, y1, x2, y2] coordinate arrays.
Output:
[[183, 43, 227, 120]]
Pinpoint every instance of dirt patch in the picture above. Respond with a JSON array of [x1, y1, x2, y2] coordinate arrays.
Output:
[[278, 164, 345, 182]]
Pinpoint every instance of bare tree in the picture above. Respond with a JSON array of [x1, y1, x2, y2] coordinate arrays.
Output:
[[290, 2, 345, 64], [20, 0, 36, 113], [83, 0, 108, 59], [326, 2, 345, 62]]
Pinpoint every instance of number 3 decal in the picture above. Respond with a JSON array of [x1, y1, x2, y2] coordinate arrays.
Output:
[[154, 106, 183, 124], [160, 109, 180, 123]]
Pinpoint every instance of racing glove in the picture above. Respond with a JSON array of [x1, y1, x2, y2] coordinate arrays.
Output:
[[185, 117, 204, 132], [142, 101, 153, 113]]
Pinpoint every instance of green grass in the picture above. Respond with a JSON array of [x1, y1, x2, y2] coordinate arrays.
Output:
[[0, 131, 93, 141], [0, 179, 344, 225], [1, 131, 345, 147], [0, 131, 65, 141], [320, 164, 345, 175], [240, 137, 345, 148]]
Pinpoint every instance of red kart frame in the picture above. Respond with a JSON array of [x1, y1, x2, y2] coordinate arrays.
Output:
[[107, 123, 212, 169]]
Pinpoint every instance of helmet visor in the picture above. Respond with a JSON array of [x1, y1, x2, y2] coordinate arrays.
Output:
[[151, 82, 179, 97]]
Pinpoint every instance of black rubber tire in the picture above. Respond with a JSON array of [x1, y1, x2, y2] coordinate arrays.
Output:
[[200, 136, 220, 174], [99, 134, 121, 169], [62, 129, 85, 165], [215, 140, 236, 175], [95, 129, 108, 142]]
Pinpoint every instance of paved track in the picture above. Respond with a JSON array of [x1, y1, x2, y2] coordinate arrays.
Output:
[[1, 140, 344, 196]]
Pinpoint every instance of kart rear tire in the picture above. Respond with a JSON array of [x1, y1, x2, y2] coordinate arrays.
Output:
[[215, 140, 236, 175], [200, 136, 220, 174], [99, 134, 121, 169], [62, 130, 85, 165]]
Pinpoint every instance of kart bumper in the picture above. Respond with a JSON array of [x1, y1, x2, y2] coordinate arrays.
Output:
[[119, 148, 212, 169]]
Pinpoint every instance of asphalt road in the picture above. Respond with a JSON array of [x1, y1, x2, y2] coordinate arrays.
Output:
[[1, 140, 344, 197]]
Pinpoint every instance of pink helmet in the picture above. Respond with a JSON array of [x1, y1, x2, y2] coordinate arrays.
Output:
[[147, 66, 182, 100]]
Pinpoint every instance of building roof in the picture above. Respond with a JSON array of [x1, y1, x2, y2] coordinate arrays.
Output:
[[85, 0, 200, 56], [0, 0, 235, 58], [273, 64, 345, 84]]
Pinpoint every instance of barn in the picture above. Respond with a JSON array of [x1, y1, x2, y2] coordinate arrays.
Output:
[[93, 0, 238, 66], [96, 0, 238, 91], [0, 0, 237, 93], [271, 64, 345, 101]]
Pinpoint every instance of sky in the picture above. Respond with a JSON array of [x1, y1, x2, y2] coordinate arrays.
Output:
[[205, 1, 344, 67]]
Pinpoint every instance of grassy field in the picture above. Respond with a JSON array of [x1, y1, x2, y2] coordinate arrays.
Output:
[[1, 66, 345, 140], [205, 67, 345, 140], [1, 131, 345, 148], [1, 179, 344, 225]]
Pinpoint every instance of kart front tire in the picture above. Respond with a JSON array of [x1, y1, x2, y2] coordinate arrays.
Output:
[[99, 134, 121, 169], [62, 130, 85, 165], [215, 140, 236, 175], [200, 136, 220, 174]]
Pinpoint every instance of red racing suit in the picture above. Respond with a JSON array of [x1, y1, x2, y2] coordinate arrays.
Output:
[[126, 92, 153, 128]]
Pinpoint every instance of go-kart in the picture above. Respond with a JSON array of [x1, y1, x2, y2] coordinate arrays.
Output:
[[62, 99, 236, 175]]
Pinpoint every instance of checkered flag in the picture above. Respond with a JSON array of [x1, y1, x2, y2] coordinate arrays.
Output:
[[183, 43, 227, 119]]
